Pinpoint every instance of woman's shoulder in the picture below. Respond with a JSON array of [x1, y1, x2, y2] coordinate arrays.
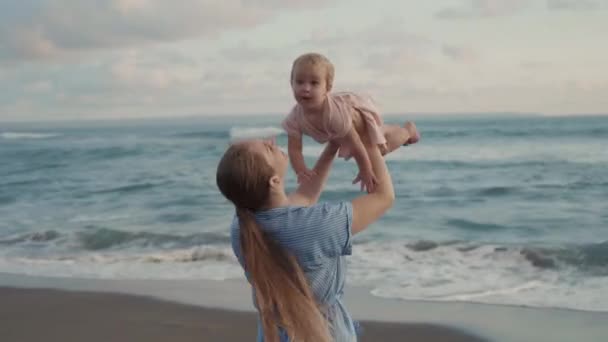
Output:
[[258, 202, 352, 224], [287, 202, 353, 227], [292, 201, 352, 213], [264, 202, 354, 258]]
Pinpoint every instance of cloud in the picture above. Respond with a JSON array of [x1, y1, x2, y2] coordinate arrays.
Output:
[[2, 1, 606, 120], [24, 80, 53, 93], [297, 26, 433, 71], [442, 44, 479, 63], [0, 0, 338, 62], [0, 41, 297, 120], [290, 23, 487, 96], [301, 27, 431, 50], [436, 0, 531, 19], [520, 61, 548, 69], [547, 0, 606, 10], [363, 47, 433, 76], [109, 50, 201, 90], [218, 42, 290, 69], [466, 80, 608, 114], [112, 0, 150, 14]]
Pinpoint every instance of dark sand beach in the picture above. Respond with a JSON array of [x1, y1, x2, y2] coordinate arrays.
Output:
[[2, 274, 607, 342], [0, 287, 487, 342]]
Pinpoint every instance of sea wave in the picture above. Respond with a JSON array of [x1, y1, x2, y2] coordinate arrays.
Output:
[[85, 146, 143, 160], [1, 236, 607, 311], [0, 228, 231, 251], [0, 132, 61, 140], [349, 239, 608, 312], [173, 131, 229, 139], [89, 182, 168, 195], [298, 141, 608, 165], [417, 126, 608, 139], [0, 245, 240, 280], [229, 126, 284, 140], [446, 219, 511, 231]]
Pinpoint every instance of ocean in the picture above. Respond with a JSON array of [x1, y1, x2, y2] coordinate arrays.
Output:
[[1, 114, 607, 312]]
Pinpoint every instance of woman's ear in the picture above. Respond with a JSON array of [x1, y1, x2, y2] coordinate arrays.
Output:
[[269, 175, 282, 190]]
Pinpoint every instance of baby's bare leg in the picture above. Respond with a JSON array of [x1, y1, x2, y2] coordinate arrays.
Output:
[[352, 109, 374, 148], [351, 110, 419, 155], [382, 122, 419, 155]]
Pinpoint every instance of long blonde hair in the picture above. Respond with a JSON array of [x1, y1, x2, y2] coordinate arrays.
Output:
[[216, 142, 331, 342]]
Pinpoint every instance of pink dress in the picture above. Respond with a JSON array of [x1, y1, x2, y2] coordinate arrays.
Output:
[[281, 92, 386, 160]]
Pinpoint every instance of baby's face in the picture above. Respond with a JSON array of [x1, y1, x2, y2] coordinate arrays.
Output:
[[291, 64, 328, 112]]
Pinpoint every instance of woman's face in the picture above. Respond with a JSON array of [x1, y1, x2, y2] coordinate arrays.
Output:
[[251, 138, 289, 179]]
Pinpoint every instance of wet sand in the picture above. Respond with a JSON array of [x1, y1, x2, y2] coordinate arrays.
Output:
[[0, 287, 487, 341]]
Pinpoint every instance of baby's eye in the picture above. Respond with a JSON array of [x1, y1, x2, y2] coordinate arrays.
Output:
[[311, 81, 319, 86]]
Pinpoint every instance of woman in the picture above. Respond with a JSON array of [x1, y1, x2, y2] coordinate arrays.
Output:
[[216, 124, 414, 341]]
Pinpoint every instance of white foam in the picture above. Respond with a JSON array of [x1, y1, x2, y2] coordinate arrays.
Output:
[[229, 126, 284, 140], [0, 246, 242, 281], [2, 240, 608, 312], [0, 132, 61, 140], [348, 241, 608, 312]]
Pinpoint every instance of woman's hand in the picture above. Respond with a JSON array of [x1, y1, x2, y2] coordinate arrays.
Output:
[[288, 141, 339, 206], [352, 167, 378, 193]]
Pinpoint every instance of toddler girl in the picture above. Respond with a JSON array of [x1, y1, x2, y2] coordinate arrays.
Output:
[[282, 52, 419, 192]]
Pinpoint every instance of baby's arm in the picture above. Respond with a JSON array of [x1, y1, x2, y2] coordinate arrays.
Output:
[[341, 127, 377, 193], [287, 134, 315, 183]]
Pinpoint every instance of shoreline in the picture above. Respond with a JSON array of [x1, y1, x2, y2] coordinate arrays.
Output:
[[1, 286, 487, 342], [1, 273, 607, 341]]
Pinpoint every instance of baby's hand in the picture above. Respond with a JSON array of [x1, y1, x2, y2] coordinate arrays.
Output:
[[352, 168, 378, 193], [296, 168, 316, 184]]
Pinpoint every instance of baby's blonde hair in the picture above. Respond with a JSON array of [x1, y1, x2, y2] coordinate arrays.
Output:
[[290, 52, 335, 90]]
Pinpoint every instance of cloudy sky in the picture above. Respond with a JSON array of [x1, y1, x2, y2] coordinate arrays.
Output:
[[0, 0, 607, 121]]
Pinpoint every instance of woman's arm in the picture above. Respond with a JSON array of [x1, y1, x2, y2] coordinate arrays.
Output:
[[287, 135, 307, 174], [340, 127, 377, 193], [288, 141, 339, 207], [288, 134, 318, 184], [350, 138, 395, 235]]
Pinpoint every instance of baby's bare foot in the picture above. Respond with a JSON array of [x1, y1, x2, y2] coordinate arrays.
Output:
[[403, 121, 420, 145], [378, 143, 389, 155]]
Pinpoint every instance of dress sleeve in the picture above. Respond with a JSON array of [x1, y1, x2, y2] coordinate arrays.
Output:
[[281, 109, 302, 138], [348, 92, 383, 126], [325, 95, 354, 140]]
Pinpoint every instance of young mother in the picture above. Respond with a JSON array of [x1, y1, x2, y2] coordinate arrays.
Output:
[[216, 124, 416, 341]]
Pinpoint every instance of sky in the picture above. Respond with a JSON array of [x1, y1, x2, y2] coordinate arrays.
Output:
[[0, 0, 607, 121]]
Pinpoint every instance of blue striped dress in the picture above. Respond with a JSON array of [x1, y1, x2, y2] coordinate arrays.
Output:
[[230, 201, 358, 341]]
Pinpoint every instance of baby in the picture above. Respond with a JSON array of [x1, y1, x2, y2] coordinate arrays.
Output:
[[282, 52, 420, 193]]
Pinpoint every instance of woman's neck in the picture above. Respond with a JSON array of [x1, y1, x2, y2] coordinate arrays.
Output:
[[261, 191, 290, 210]]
